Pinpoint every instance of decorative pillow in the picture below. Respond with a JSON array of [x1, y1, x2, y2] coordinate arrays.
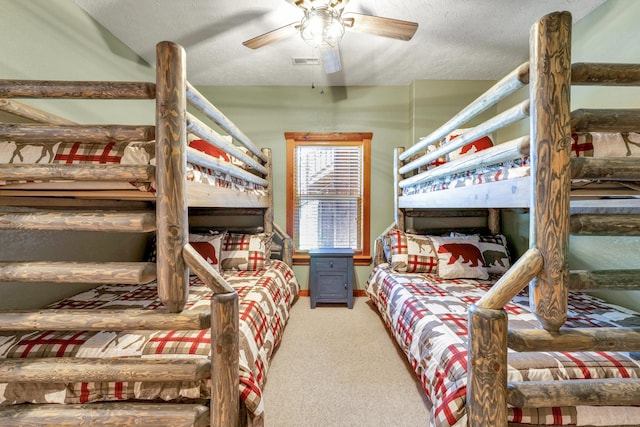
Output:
[[188, 138, 231, 162], [189, 232, 225, 272], [570, 134, 594, 158], [443, 128, 494, 162], [387, 230, 438, 273], [429, 235, 488, 280], [478, 234, 511, 274], [221, 232, 272, 271]]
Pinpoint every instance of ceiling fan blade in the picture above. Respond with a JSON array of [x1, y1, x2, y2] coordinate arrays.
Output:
[[284, 0, 312, 11], [242, 22, 299, 49], [329, 0, 350, 13], [343, 12, 418, 41], [321, 45, 342, 74]]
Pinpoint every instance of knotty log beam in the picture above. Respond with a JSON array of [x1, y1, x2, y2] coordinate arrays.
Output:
[[0, 79, 156, 99], [0, 261, 156, 284], [394, 147, 405, 231], [399, 100, 530, 177], [571, 108, 640, 132], [467, 305, 508, 427], [186, 146, 268, 187], [572, 63, 640, 86], [0, 99, 76, 124], [186, 82, 267, 163], [211, 291, 240, 427], [399, 61, 530, 161], [263, 148, 274, 236], [0, 307, 210, 331], [0, 357, 210, 383], [155, 41, 189, 313], [529, 11, 572, 331], [477, 247, 543, 310], [0, 164, 154, 182], [569, 269, 640, 290], [572, 157, 640, 180], [186, 112, 267, 174], [0, 124, 154, 143], [570, 214, 640, 235], [508, 326, 640, 352], [507, 378, 640, 408], [0, 403, 209, 427], [183, 244, 234, 295], [0, 210, 156, 232]]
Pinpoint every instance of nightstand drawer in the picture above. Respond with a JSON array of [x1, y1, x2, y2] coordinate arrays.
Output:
[[314, 258, 348, 271]]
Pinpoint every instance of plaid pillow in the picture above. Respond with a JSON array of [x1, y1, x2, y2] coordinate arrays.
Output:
[[221, 233, 272, 271], [388, 230, 438, 273]]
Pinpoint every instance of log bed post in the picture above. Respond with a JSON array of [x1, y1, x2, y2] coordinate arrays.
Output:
[[262, 148, 273, 235], [466, 304, 508, 427], [211, 291, 240, 427], [155, 41, 189, 312], [528, 11, 572, 331], [394, 147, 405, 231]]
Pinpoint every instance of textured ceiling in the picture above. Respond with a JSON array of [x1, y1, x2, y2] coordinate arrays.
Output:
[[73, 0, 606, 87]]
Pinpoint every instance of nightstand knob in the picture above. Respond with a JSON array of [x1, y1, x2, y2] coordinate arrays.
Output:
[[344, 283, 347, 289], [330, 261, 334, 268]]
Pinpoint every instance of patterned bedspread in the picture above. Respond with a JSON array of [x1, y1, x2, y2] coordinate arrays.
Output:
[[0, 139, 266, 194], [366, 264, 640, 427], [0, 260, 299, 417]]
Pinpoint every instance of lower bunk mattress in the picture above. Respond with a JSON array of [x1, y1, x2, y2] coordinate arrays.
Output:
[[366, 264, 640, 427], [0, 260, 299, 419]]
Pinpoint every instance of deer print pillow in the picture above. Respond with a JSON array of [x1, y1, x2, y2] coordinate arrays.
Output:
[[387, 230, 438, 274], [429, 235, 488, 280], [443, 128, 494, 162]]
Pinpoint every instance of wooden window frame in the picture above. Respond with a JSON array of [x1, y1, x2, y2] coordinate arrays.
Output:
[[285, 132, 372, 266]]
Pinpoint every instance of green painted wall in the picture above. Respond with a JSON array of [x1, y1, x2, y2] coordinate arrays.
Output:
[[4, 0, 638, 308]]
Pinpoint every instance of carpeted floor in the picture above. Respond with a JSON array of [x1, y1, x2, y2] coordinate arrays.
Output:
[[262, 296, 431, 426]]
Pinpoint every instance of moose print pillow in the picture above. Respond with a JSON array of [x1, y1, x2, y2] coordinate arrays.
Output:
[[387, 230, 438, 274], [429, 235, 488, 280]]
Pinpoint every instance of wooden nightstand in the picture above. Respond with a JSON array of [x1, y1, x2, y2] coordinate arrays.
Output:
[[309, 248, 354, 309]]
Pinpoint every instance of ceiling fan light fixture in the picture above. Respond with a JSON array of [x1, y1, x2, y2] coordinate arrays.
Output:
[[300, 6, 345, 48]]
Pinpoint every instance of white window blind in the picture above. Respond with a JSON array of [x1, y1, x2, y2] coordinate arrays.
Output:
[[293, 145, 363, 251]]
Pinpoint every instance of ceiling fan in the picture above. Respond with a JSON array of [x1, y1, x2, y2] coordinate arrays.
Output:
[[242, 0, 418, 74]]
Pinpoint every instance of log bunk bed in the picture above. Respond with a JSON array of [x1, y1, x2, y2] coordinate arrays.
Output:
[[0, 41, 298, 426], [368, 11, 640, 427]]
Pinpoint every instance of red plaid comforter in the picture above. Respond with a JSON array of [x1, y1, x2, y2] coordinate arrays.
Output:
[[0, 260, 299, 417], [366, 264, 640, 426]]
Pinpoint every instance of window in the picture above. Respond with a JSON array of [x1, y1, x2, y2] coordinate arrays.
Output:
[[286, 132, 371, 265]]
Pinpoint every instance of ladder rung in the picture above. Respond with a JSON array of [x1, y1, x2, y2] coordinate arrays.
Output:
[[508, 326, 640, 352], [508, 378, 640, 408], [0, 164, 154, 182], [0, 357, 211, 383], [0, 306, 210, 331], [569, 269, 640, 290], [0, 261, 156, 284], [570, 214, 640, 235], [571, 157, 640, 181], [0, 403, 209, 427], [0, 210, 156, 232]]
